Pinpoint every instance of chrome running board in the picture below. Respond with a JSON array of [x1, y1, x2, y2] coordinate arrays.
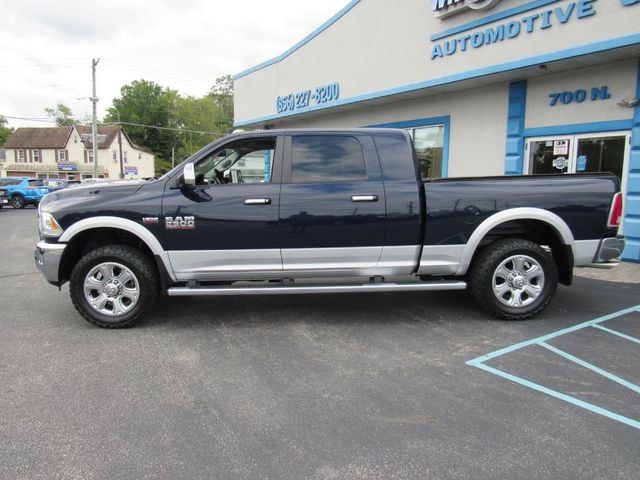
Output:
[[167, 280, 467, 297]]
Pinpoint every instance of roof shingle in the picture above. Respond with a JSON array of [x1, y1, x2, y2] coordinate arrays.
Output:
[[2, 127, 72, 149]]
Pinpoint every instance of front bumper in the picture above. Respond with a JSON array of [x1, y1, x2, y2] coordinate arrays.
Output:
[[34, 241, 66, 285]]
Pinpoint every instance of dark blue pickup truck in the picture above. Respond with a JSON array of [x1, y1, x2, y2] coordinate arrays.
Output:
[[34, 129, 624, 328]]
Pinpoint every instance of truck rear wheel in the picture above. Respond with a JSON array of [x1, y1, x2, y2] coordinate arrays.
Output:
[[470, 238, 558, 320], [69, 245, 159, 328]]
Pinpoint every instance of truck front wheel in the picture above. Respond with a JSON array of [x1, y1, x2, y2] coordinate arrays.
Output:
[[69, 245, 159, 328], [470, 238, 558, 320]]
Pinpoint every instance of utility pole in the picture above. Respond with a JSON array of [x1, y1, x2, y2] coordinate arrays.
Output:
[[172, 147, 175, 169], [91, 58, 100, 178], [118, 129, 124, 179]]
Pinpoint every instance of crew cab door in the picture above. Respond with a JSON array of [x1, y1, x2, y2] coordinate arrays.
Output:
[[161, 135, 283, 280], [279, 133, 386, 271]]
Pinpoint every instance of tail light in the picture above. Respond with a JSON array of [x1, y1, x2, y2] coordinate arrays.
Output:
[[607, 192, 623, 228]]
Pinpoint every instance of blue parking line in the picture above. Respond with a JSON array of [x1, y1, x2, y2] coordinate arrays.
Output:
[[471, 361, 640, 430], [466, 304, 640, 430], [468, 305, 640, 363], [591, 324, 640, 345], [539, 341, 640, 395]]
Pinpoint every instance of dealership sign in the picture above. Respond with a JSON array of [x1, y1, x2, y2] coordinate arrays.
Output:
[[432, 0, 503, 19]]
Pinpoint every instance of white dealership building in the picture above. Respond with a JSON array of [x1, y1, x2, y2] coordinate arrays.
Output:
[[233, 0, 640, 262]]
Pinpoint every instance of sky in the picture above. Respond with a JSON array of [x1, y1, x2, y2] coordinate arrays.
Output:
[[0, 0, 350, 129]]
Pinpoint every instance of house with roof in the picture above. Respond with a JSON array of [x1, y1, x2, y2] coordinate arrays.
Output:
[[0, 125, 155, 180]]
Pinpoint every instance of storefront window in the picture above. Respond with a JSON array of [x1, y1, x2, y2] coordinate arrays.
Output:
[[526, 133, 628, 181], [576, 136, 625, 179], [410, 125, 444, 179]]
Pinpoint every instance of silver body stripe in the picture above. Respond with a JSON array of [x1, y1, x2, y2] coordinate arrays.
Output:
[[418, 245, 465, 275], [573, 239, 601, 266], [169, 246, 421, 281]]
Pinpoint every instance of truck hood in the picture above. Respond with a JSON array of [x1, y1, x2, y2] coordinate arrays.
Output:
[[39, 180, 149, 212]]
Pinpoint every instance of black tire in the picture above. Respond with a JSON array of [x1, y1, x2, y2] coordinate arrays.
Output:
[[469, 238, 558, 320], [69, 245, 159, 328], [11, 195, 25, 209]]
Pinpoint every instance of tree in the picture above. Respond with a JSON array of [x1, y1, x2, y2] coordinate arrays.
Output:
[[173, 94, 225, 161], [104, 80, 179, 165], [210, 75, 234, 133], [44, 103, 76, 127], [103, 76, 235, 176], [0, 116, 15, 146]]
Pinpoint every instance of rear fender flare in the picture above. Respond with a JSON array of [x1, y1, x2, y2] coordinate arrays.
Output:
[[456, 208, 575, 275]]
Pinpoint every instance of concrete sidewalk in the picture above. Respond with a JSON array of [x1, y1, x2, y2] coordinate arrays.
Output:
[[574, 261, 640, 283]]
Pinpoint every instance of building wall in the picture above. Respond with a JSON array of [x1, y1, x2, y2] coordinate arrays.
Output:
[[100, 134, 155, 179], [2, 128, 154, 179], [276, 82, 510, 177], [526, 60, 636, 129], [234, 0, 640, 126]]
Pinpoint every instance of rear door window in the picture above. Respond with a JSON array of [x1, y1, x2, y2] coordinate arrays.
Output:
[[291, 135, 366, 183]]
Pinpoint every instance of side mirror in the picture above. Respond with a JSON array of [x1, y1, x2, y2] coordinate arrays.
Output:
[[183, 163, 196, 186]]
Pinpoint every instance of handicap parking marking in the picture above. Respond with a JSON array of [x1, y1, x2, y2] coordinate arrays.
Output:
[[467, 305, 640, 430]]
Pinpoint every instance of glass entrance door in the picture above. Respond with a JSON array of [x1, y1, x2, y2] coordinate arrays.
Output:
[[525, 132, 630, 188], [527, 138, 573, 174]]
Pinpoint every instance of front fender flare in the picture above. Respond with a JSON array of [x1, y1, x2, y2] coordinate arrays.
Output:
[[58, 216, 176, 282]]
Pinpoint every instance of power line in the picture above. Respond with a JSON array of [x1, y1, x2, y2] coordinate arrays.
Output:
[[0, 115, 57, 123], [105, 121, 226, 136], [102, 58, 213, 84], [2, 116, 228, 137], [0, 63, 86, 69], [101, 60, 213, 90]]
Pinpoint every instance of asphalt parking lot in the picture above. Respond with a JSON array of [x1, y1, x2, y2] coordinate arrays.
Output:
[[1, 208, 639, 480]]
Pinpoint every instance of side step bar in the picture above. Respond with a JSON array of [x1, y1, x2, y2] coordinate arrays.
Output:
[[167, 280, 467, 297]]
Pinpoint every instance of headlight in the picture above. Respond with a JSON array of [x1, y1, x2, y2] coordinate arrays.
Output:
[[39, 211, 64, 238]]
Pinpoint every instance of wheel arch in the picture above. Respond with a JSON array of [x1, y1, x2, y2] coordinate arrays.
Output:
[[456, 208, 575, 284], [57, 217, 176, 284]]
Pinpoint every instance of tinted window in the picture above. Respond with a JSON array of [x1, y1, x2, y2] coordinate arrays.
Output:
[[291, 135, 366, 183], [0, 179, 21, 186], [28, 179, 45, 186]]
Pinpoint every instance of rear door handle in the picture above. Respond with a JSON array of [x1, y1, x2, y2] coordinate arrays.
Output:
[[351, 195, 378, 202], [244, 198, 272, 205]]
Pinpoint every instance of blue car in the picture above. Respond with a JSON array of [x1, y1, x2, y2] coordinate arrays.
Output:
[[0, 177, 51, 209]]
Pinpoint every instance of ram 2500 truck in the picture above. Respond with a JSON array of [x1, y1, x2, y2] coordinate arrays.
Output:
[[34, 129, 624, 328]]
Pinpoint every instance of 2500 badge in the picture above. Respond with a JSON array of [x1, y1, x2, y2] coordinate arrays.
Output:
[[276, 82, 340, 114]]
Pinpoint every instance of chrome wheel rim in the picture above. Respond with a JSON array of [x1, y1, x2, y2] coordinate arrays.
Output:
[[83, 262, 140, 317], [492, 255, 545, 308]]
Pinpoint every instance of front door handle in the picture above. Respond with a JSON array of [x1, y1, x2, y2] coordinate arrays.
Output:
[[244, 198, 272, 205], [351, 195, 378, 202]]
